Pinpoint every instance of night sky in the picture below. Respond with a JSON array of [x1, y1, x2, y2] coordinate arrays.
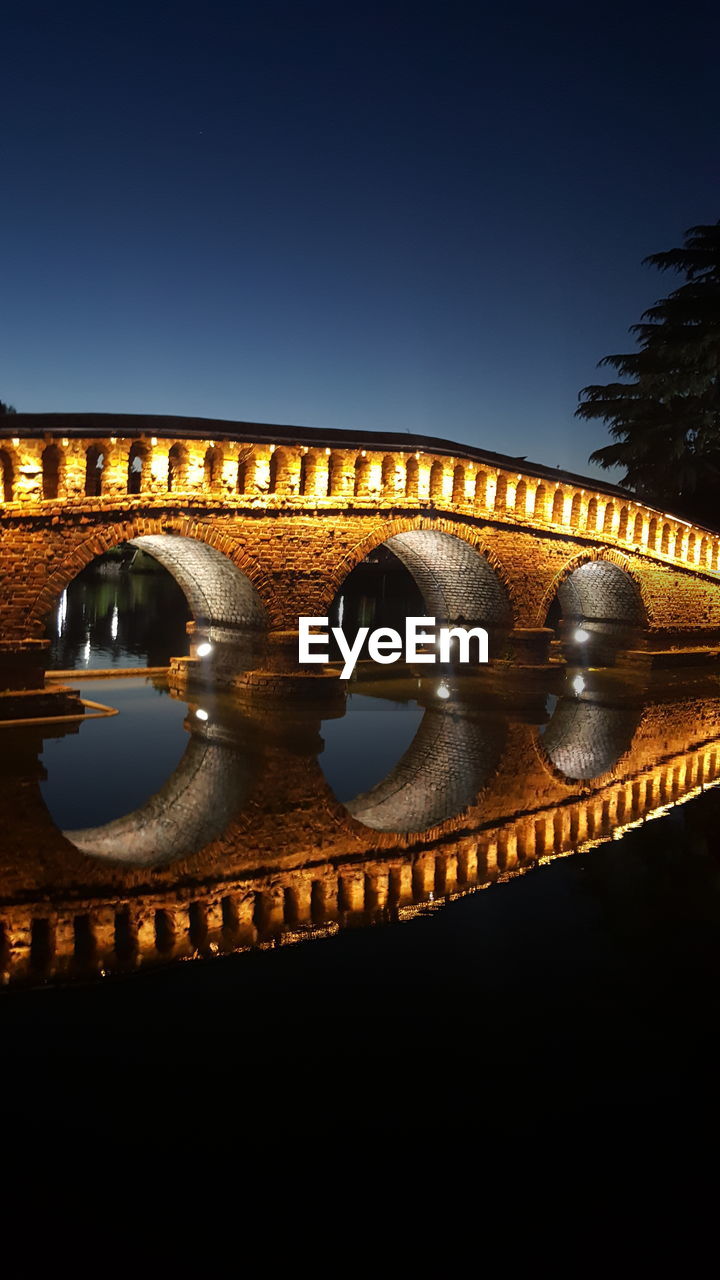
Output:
[[2, 1, 718, 476]]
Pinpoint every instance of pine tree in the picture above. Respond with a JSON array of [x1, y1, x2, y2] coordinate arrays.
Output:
[[577, 221, 720, 526]]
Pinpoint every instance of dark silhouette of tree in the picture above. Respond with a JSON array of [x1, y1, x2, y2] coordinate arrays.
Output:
[[0, 400, 17, 414], [577, 221, 720, 526]]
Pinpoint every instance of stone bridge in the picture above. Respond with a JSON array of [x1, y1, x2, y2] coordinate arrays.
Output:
[[2, 412, 720, 691], [1, 681, 719, 984]]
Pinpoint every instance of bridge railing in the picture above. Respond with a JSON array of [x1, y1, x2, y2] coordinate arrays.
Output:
[[1, 434, 719, 577]]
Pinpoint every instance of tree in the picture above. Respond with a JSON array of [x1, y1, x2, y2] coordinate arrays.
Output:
[[0, 401, 16, 414], [577, 221, 720, 527]]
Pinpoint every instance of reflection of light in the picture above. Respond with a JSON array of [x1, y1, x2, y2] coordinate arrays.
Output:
[[571, 674, 585, 695], [83, 636, 91, 665], [337, 595, 344, 628], [436, 681, 451, 699], [573, 628, 590, 643], [196, 642, 213, 657], [195, 708, 209, 721], [57, 589, 67, 637], [110, 605, 118, 641]]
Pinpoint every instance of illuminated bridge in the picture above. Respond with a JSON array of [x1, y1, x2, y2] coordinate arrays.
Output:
[[2, 412, 720, 692]]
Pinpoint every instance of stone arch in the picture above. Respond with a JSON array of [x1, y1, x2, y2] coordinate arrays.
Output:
[[452, 464, 465, 503], [0, 447, 14, 502], [345, 704, 506, 833], [429, 460, 445, 501], [551, 488, 564, 522], [585, 496, 598, 532], [327, 518, 515, 629], [237, 451, 255, 494], [648, 516, 658, 550], [128, 442, 149, 495], [203, 444, 224, 490], [354, 453, 372, 496], [167, 442, 188, 492], [660, 522, 671, 554], [570, 492, 582, 527], [474, 469, 488, 505], [328, 451, 346, 496], [686, 531, 696, 564], [617, 506, 629, 539], [299, 450, 320, 496], [85, 444, 104, 497], [602, 501, 615, 534], [25, 519, 274, 634], [494, 473, 508, 511], [515, 479, 528, 516], [700, 536, 710, 568], [538, 550, 648, 630], [381, 455, 396, 494], [534, 484, 547, 520], [42, 443, 63, 500], [405, 456, 419, 498], [269, 446, 294, 493], [632, 512, 644, 544]]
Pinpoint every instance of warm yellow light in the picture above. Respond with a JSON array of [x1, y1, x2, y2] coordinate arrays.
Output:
[[151, 437, 158, 446]]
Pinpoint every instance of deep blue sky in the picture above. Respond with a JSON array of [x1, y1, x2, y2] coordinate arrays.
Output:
[[2, 1, 718, 476]]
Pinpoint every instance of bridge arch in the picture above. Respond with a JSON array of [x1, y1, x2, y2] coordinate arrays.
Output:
[[539, 550, 648, 631], [328, 518, 515, 630], [536, 695, 641, 784], [26, 518, 273, 635]]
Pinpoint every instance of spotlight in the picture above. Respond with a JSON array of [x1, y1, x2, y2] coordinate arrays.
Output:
[[573, 628, 590, 643], [196, 642, 213, 657], [195, 708, 209, 721]]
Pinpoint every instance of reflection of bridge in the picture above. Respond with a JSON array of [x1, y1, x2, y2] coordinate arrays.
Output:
[[1, 683, 719, 984], [3, 413, 720, 693]]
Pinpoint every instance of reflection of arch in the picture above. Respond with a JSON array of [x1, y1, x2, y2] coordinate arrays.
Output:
[[539, 698, 640, 782], [64, 724, 256, 866], [346, 707, 505, 832]]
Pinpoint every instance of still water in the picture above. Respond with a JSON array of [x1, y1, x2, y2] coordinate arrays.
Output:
[[2, 555, 720, 1090]]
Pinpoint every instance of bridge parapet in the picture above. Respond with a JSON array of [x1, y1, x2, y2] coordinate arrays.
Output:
[[1, 419, 719, 581]]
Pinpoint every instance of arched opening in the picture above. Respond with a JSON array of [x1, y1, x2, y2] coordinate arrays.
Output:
[[47, 533, 267, 680], [328, 528, 512, 673], [167, 443, 187, 492], [648, 517, 658, 550], [585, 497, 598, 532], [203, 445, 223, 490], [328, 451, 346, 496], [429, 460, 444, 500], [42, 444, 62, 500], [354, 453, 372, 496], [551, 489, 564, 522], [381, 455, 396, 494], [0, 448, 13, 502], [85, 445, 104, 497], [474, 470, 487, 504], [661, 523, 671, 554], [602, 502, 614, 534], [269, 446, 293, 493], [494, 474, 507, 510], [632, 512, 643, 544], [237, 452, 254, 494], [618, 506, 629, 539], [128, 442, 147, 495], [570, 492, 582, 527], [534, 484, 547, 520], [299, 451, 318, 496], [686, 532, 696, 564], [544, 558, 646, 666], [405, 456, 419, 498], [452, 464, 465, 504], [515, 479, 527, 516]]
